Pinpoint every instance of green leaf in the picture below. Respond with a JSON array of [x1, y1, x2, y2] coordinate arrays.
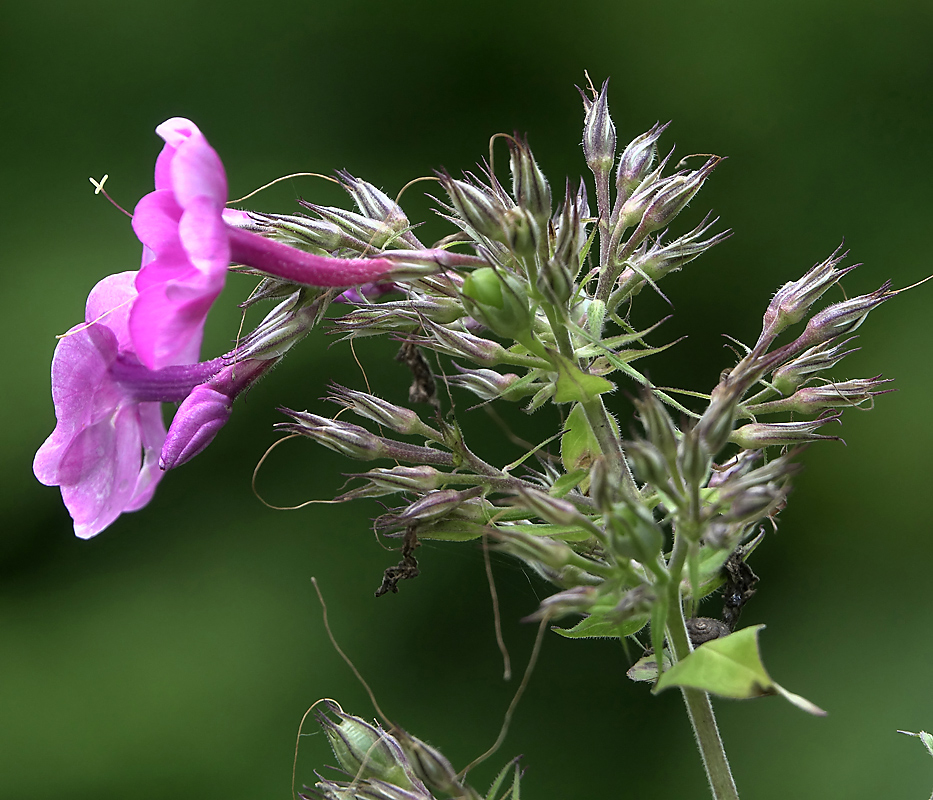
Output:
[[549, 468, 589, 498], [552, 612, 649, 640], [551, 352, 615, 403], [627, 651, 672, 682], [897, 729, 933, 760], [655, 625, 826, 716], [560, 404, 600, 473]]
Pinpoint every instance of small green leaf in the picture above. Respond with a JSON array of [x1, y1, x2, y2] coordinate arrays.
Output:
[[560, 404, 601, 472], [898, 729, 933, 760], [627, 651, 672, 682], [655, 625, 826, 716], [552, 612, 648, 640], [549, 468, 589, 498], [551, 352, 615, 403]]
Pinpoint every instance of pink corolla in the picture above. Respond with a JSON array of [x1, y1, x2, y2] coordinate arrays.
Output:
[[131, 118, 485, 370], [34, 272, 222, 538]]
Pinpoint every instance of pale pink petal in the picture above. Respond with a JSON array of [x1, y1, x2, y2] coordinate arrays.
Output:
[[85, 272, 138, 352], [124, 402, 167, 511], [60, 405, 142, 539]]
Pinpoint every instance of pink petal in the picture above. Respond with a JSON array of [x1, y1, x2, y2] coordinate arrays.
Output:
[[85, 272, 138, 352], [170, 129, 227, 208], [60, 405, 142, 539], [131, 190, 185, 259], [178, 196, 230, 277], [129, 278, 219, 369]]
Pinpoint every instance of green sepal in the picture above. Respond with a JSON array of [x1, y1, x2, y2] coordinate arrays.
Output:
[[551, 351, 615, 403], [897, 730, 933, 760], [552, 612, 649, 640], [561, 404, 601, 472], [549, 468, 589, 498], [655, 625, 826, 715]]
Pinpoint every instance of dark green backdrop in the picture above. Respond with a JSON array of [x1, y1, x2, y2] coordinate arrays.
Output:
[[4, 2, 933, 798]]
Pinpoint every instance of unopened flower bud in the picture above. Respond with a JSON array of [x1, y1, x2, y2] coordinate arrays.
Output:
[[640, 157, 722, 232], [760, 249, 855, 342], [537, 256, 574, 305], [508, 135, 552, 224], [396, 733, 464, 796], [633, 391, 679, 466], [581, 78, 616, 178], [515, 487, 603, 536], [327, 384, 439, 438], [301, 202, 409, 251], [160, 359, 273, 470], [317, 705, 417, 790], [749, 376, 894, 415], [438, 172, 509, 240], [390, 487, 486, 526], [771, 337, 859, 395], [678, 427, 711, 489], [552, 179, 588, 273], [624, 439, 672, 492], [338, 170, 419, 246], [461, 267, 533, 340], [616, 121, 670, 199], [607, 504, 664, 562], [523, 585, 599, 621], [797, 282, 892, 348], [730, 412, 843, 449], [448, 364, 528, 401], [411, 320, 518, 367]]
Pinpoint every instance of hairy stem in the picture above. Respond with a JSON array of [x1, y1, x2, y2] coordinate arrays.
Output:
[[667, 539, 740, 800]]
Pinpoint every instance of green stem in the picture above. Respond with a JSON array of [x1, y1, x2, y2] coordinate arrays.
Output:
[[666, 538, 740, 800]]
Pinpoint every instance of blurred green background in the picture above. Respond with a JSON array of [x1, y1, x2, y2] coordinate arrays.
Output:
[[4, 1, 933, 798]]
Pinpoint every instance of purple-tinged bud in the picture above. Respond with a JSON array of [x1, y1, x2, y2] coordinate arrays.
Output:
[[759, 249, 856, 343], [707, 449, 761, 490], [337, 170, 422, 248], [508, 135, 552, 224], [625, 214, 731, 285], [771, 337, 859, 395], [316, 705, 419, 790], [232, 290, 324, 361], [523, 585, 600, 621], [326, 384, 440, 439], [299, 202, 410, 251], [160, 359, 273, 470], [552, 179, 589, 273], [277, 411, 456, 466], [338, 466, 446, 501], [616, 121, 670, 199], [606, 503, 664, 562], [378, 487, 487, 532], [722, 483, 788, 524], [589, 455, 622, 511], [640, 156, 722, 232], [515, 487, 604, 536], [796, 282, 893, 349], [251, 211, 370, 253], [408, 320, 518, 367], [730, 411, 843, 449], [395, 732, 465, 797], [678, 427, 711, 489], [448, 364, 528, 401], [501, 206, 543, 258], [625, 439, 673, 493], [537, 257, 574, 305], [437, 172, 509, 240], [749, 376, 894, 415], [633, 391, 679, 466], [581, 79, 616, 178]]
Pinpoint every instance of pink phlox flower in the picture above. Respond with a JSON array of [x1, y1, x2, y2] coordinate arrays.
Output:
[[131, 117, 230, 370], [34, 272, 167, 539]]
